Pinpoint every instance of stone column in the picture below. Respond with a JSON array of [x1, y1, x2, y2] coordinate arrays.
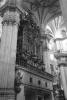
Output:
[[60, 66, 67, 99], [35, 95, 38, 100], [51, 91, 54, 100], [59, 1, 67, 99], [59, 0, 67, 27], [41, 34, 51, 74], [0, 10, 20, 100], [56, 53, 67, 99], [17, 85, 25, 100]]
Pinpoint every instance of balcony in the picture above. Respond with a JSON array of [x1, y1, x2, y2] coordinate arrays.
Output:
[[54, 52, 67, 67], [16, 48, 46, 73]]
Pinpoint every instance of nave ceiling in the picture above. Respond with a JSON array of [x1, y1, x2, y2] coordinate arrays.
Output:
[[0, 0, 61, 29], [16, 0, 61, 28]]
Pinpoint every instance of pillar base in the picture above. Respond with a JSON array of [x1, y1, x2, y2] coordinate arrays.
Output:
[[0, 88, 15, 100]]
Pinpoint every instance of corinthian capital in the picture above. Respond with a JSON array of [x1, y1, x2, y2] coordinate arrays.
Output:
[[2, 10, 20, 25]]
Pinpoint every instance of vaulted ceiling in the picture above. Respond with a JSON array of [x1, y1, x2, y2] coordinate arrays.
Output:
[[16, 0, 61, 27], [0, 0, 62, 29]]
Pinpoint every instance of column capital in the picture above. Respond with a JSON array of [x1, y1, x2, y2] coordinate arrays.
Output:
[[40, 34, 51, 51], [41, 34, 52, 41], [2, 10, 20, 25]]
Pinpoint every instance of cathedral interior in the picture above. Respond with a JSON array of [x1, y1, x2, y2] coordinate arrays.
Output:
[[0, 0, 67, 100]]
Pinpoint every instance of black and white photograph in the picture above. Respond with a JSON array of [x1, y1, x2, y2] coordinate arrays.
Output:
[[0, 0, 66, 100]]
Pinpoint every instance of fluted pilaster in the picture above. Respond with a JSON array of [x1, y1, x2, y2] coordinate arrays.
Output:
[[0, 9, 20, 100]]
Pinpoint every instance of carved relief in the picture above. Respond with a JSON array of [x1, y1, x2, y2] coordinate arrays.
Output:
[[2, 10, 20, 25], [16, 13, 44, 71]]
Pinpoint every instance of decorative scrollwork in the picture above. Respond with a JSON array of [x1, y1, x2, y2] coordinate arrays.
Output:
[[2, 10, 20, 25], [16, 12, 45, 72], [22, 12, 41, 54]]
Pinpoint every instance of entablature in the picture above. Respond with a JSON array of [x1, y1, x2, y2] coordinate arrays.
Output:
[[16, 64, 53, 82], [15, 64, 53, 93]]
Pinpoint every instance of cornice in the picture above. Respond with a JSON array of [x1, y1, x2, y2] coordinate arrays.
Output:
[[54, 52, 67, 59], [16, 64, 53, 82], [58, 61, 67, 67]]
